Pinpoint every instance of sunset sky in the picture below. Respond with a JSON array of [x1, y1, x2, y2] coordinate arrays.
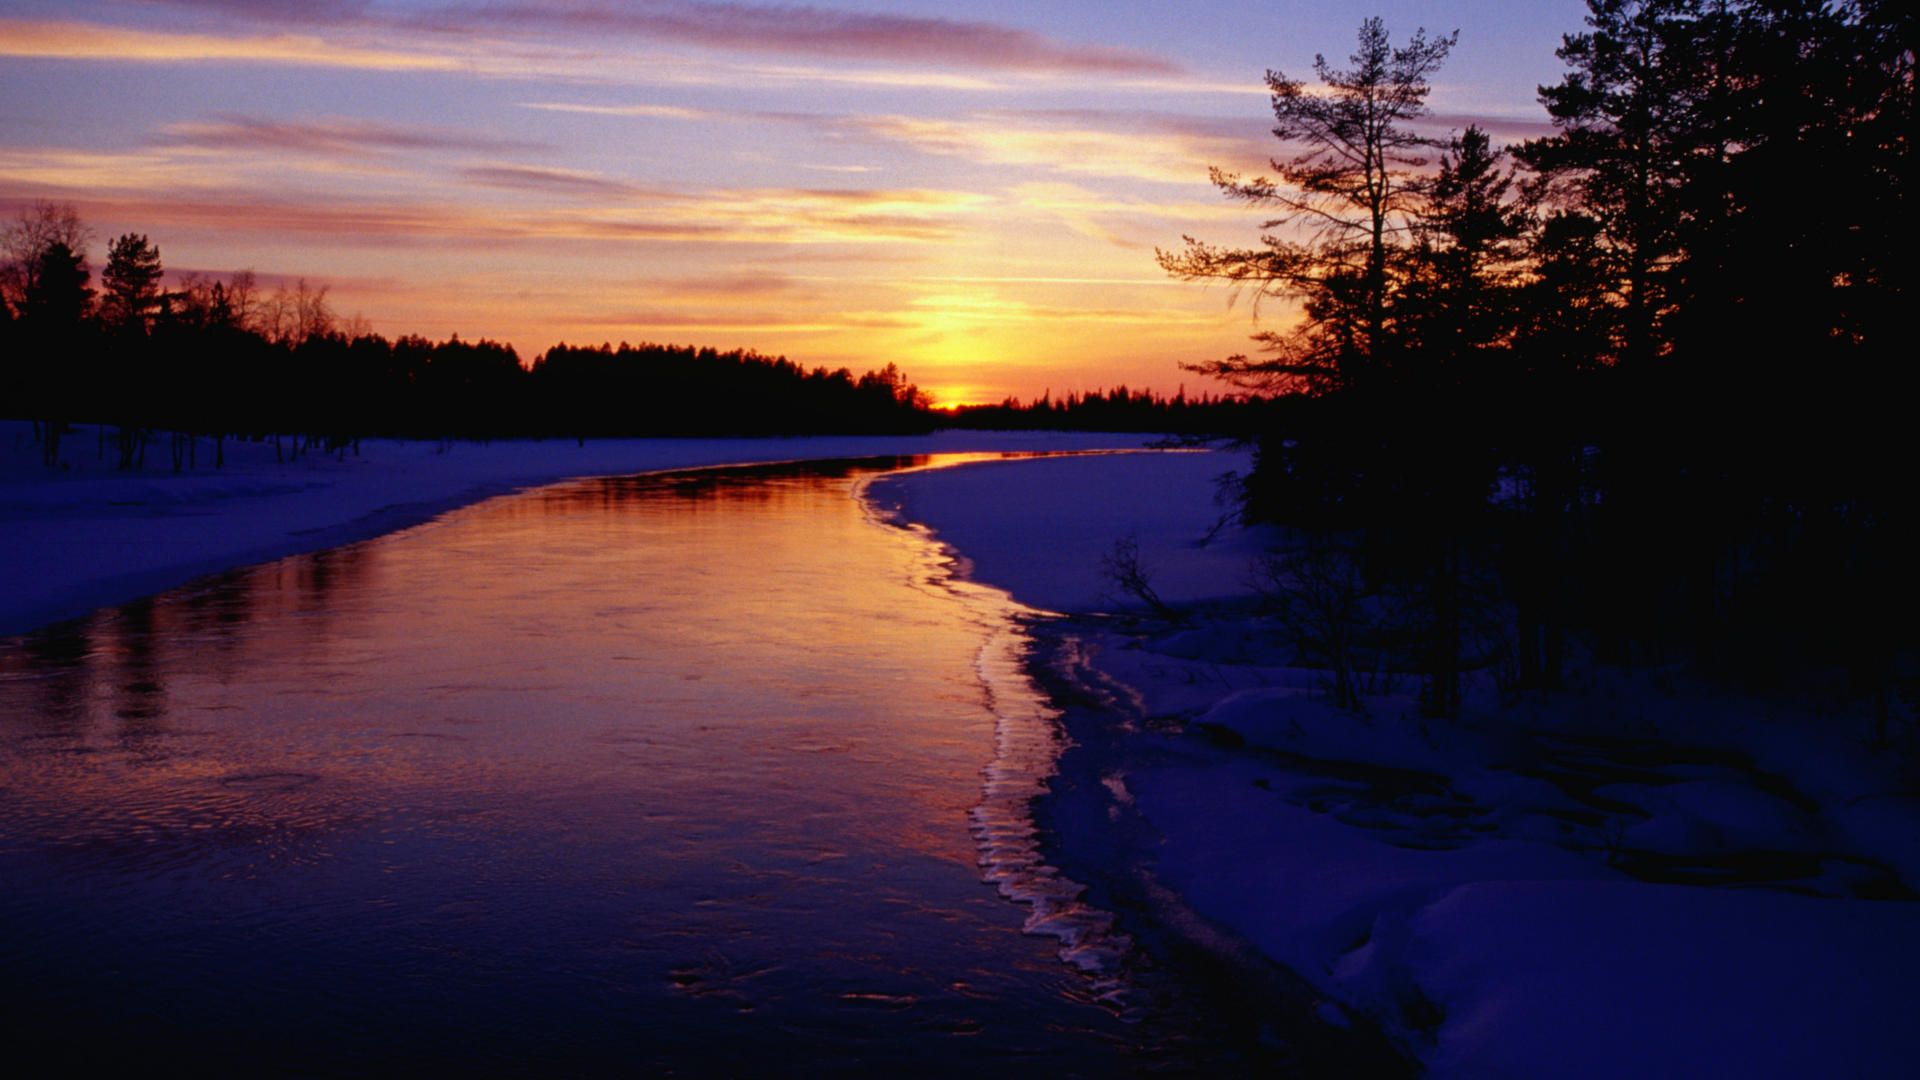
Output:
[[1, 1, 1587, 405]]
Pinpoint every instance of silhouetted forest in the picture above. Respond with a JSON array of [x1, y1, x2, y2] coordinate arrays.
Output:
[[0, 217, 1269, 455], [944, 386, 1267, 434], [0, 230, 938, 456], [1160, 2, 1913, 724]]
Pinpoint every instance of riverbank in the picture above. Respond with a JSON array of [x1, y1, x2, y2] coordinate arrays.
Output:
[[0, 422, 1151, 637], [872, 450, 1920, 1078]]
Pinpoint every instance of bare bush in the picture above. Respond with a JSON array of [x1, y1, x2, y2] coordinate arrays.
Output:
[[1100, 534, 1181, 621], [1253, 540, 1369, 711]]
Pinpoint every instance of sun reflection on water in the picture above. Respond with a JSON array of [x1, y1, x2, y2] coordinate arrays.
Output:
[[0, 452, 1159, 1072]]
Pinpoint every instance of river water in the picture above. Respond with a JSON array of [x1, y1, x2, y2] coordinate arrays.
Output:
[[0, 454, 1210, 1074]]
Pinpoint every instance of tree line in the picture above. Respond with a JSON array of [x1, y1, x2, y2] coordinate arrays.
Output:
[[0, 215, 940, 463], [943, 385, 1266, 434], [0, 207, 1267, 464], [1162, 2, 1914, 727]]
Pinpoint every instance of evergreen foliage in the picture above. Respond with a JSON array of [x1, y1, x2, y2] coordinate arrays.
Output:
[[1169, 4, 1915, 718]]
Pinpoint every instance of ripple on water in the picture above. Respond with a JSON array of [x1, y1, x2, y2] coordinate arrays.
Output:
[[217, 771, 322, 792]]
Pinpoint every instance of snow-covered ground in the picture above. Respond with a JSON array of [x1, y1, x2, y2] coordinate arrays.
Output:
[[0, 421, 1152, 637], [867, 447, 1261, 614], [875, 450, 1920, 1079]]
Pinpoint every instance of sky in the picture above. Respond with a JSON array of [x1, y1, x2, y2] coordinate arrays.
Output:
[[1, 1, 1591, 405]]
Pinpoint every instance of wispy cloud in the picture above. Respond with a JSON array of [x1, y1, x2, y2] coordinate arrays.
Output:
[[518, 102, 712, 121], [130, 1, 1182, 80], [0, 18, 462, 71], [574, 308, 914, 333], [7, 168, 990, 248], [142, 0, 377, 23], [813, 110, 1268, 186], [730, 63, 1002, 91], [904, 291, 1221, 327], [417, 1, 1181, 76], [0, 146, 234, 193], [461, 164, 650, 199], [653, 272, 804, 298], [158, 115, 542, 156]]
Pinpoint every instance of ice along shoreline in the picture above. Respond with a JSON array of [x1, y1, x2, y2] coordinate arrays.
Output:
[[870, 448, 1920, 1079]]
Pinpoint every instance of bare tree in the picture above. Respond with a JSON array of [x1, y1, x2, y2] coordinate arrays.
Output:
[[263, 278, 336, 345], [1253, 542, 1371, 711], [1, 201, 91, 312], [1100, 534, 1182, 621], [226, 269, 260, 332]]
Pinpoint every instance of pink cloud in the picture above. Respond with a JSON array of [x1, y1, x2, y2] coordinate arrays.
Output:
[[90, 2, 1184, 78], [461, 165, 648, 199], [157, 115, 544, 156]]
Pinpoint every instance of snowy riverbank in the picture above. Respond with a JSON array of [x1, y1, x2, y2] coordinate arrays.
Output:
[[0, 422, 1152, 637], [9, 427, 1918, 1075], [873, 450, 1920, 1078]]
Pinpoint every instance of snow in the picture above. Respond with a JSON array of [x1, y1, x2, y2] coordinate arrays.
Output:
[[1407, 881, 1920, 1079], [879, 448, 1920, 1078], [866, 448, 1261, 613], [0, 422, 1154, 637], [10, 427, 1919, 1076]]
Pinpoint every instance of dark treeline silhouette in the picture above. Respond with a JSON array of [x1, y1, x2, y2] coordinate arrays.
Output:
[[943, 385, 1267, 434], [533, 344, 931, 437], [0, 207, 1269, 454], [0, 224, 934, 457], [1163, 4, 1915, 728]]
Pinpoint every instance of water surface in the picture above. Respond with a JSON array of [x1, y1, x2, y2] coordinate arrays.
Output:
[[0, 454, 1159, 1073]]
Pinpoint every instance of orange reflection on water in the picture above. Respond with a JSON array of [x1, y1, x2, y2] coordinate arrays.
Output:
[[0, 453, 1156, 1075], [2, 455, 1026, 870]]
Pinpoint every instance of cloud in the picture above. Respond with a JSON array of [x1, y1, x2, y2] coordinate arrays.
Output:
[[158, 115, 543, 156], [0, 145, 240, 193], [518, 102, 713, 121], [653, 272, 803, 298], [814, 110, 1267, 186], [904, 292, 1219, 327], [573, 308, 913, 333], [461, 164, 649, 199], [729, 63, 1002, 91], [0, 18, 462, 71], [10, 172, 988, 248], [420, 1, 1181, 76], [143, 0, 376, 23], [137, 0, 1188, 79]]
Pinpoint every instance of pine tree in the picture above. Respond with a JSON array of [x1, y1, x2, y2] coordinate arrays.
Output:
[[1157, 18, 1455, 393], [102, 233, 164, 333]]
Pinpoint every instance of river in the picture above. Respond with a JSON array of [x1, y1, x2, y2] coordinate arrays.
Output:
[[0, 453, 1235, 1074]]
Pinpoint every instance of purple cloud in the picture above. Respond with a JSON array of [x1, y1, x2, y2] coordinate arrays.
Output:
[[139, 0, 376, 24], [157, 115, 544, 156], [420, 1, 1182, 76], [132, 1, 1182, 76], [462, 164, 648, 198]]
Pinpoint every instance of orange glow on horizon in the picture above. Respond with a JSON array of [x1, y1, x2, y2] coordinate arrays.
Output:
[[8, 4, 1544, 402], [0, 19, 464, 71]]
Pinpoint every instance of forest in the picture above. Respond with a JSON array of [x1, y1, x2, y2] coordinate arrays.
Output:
[[0, 213, 1266, 455], [943, 385, 1266, 434], [0, 234, 939, 453], [1157, 1, 1913, 721]]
